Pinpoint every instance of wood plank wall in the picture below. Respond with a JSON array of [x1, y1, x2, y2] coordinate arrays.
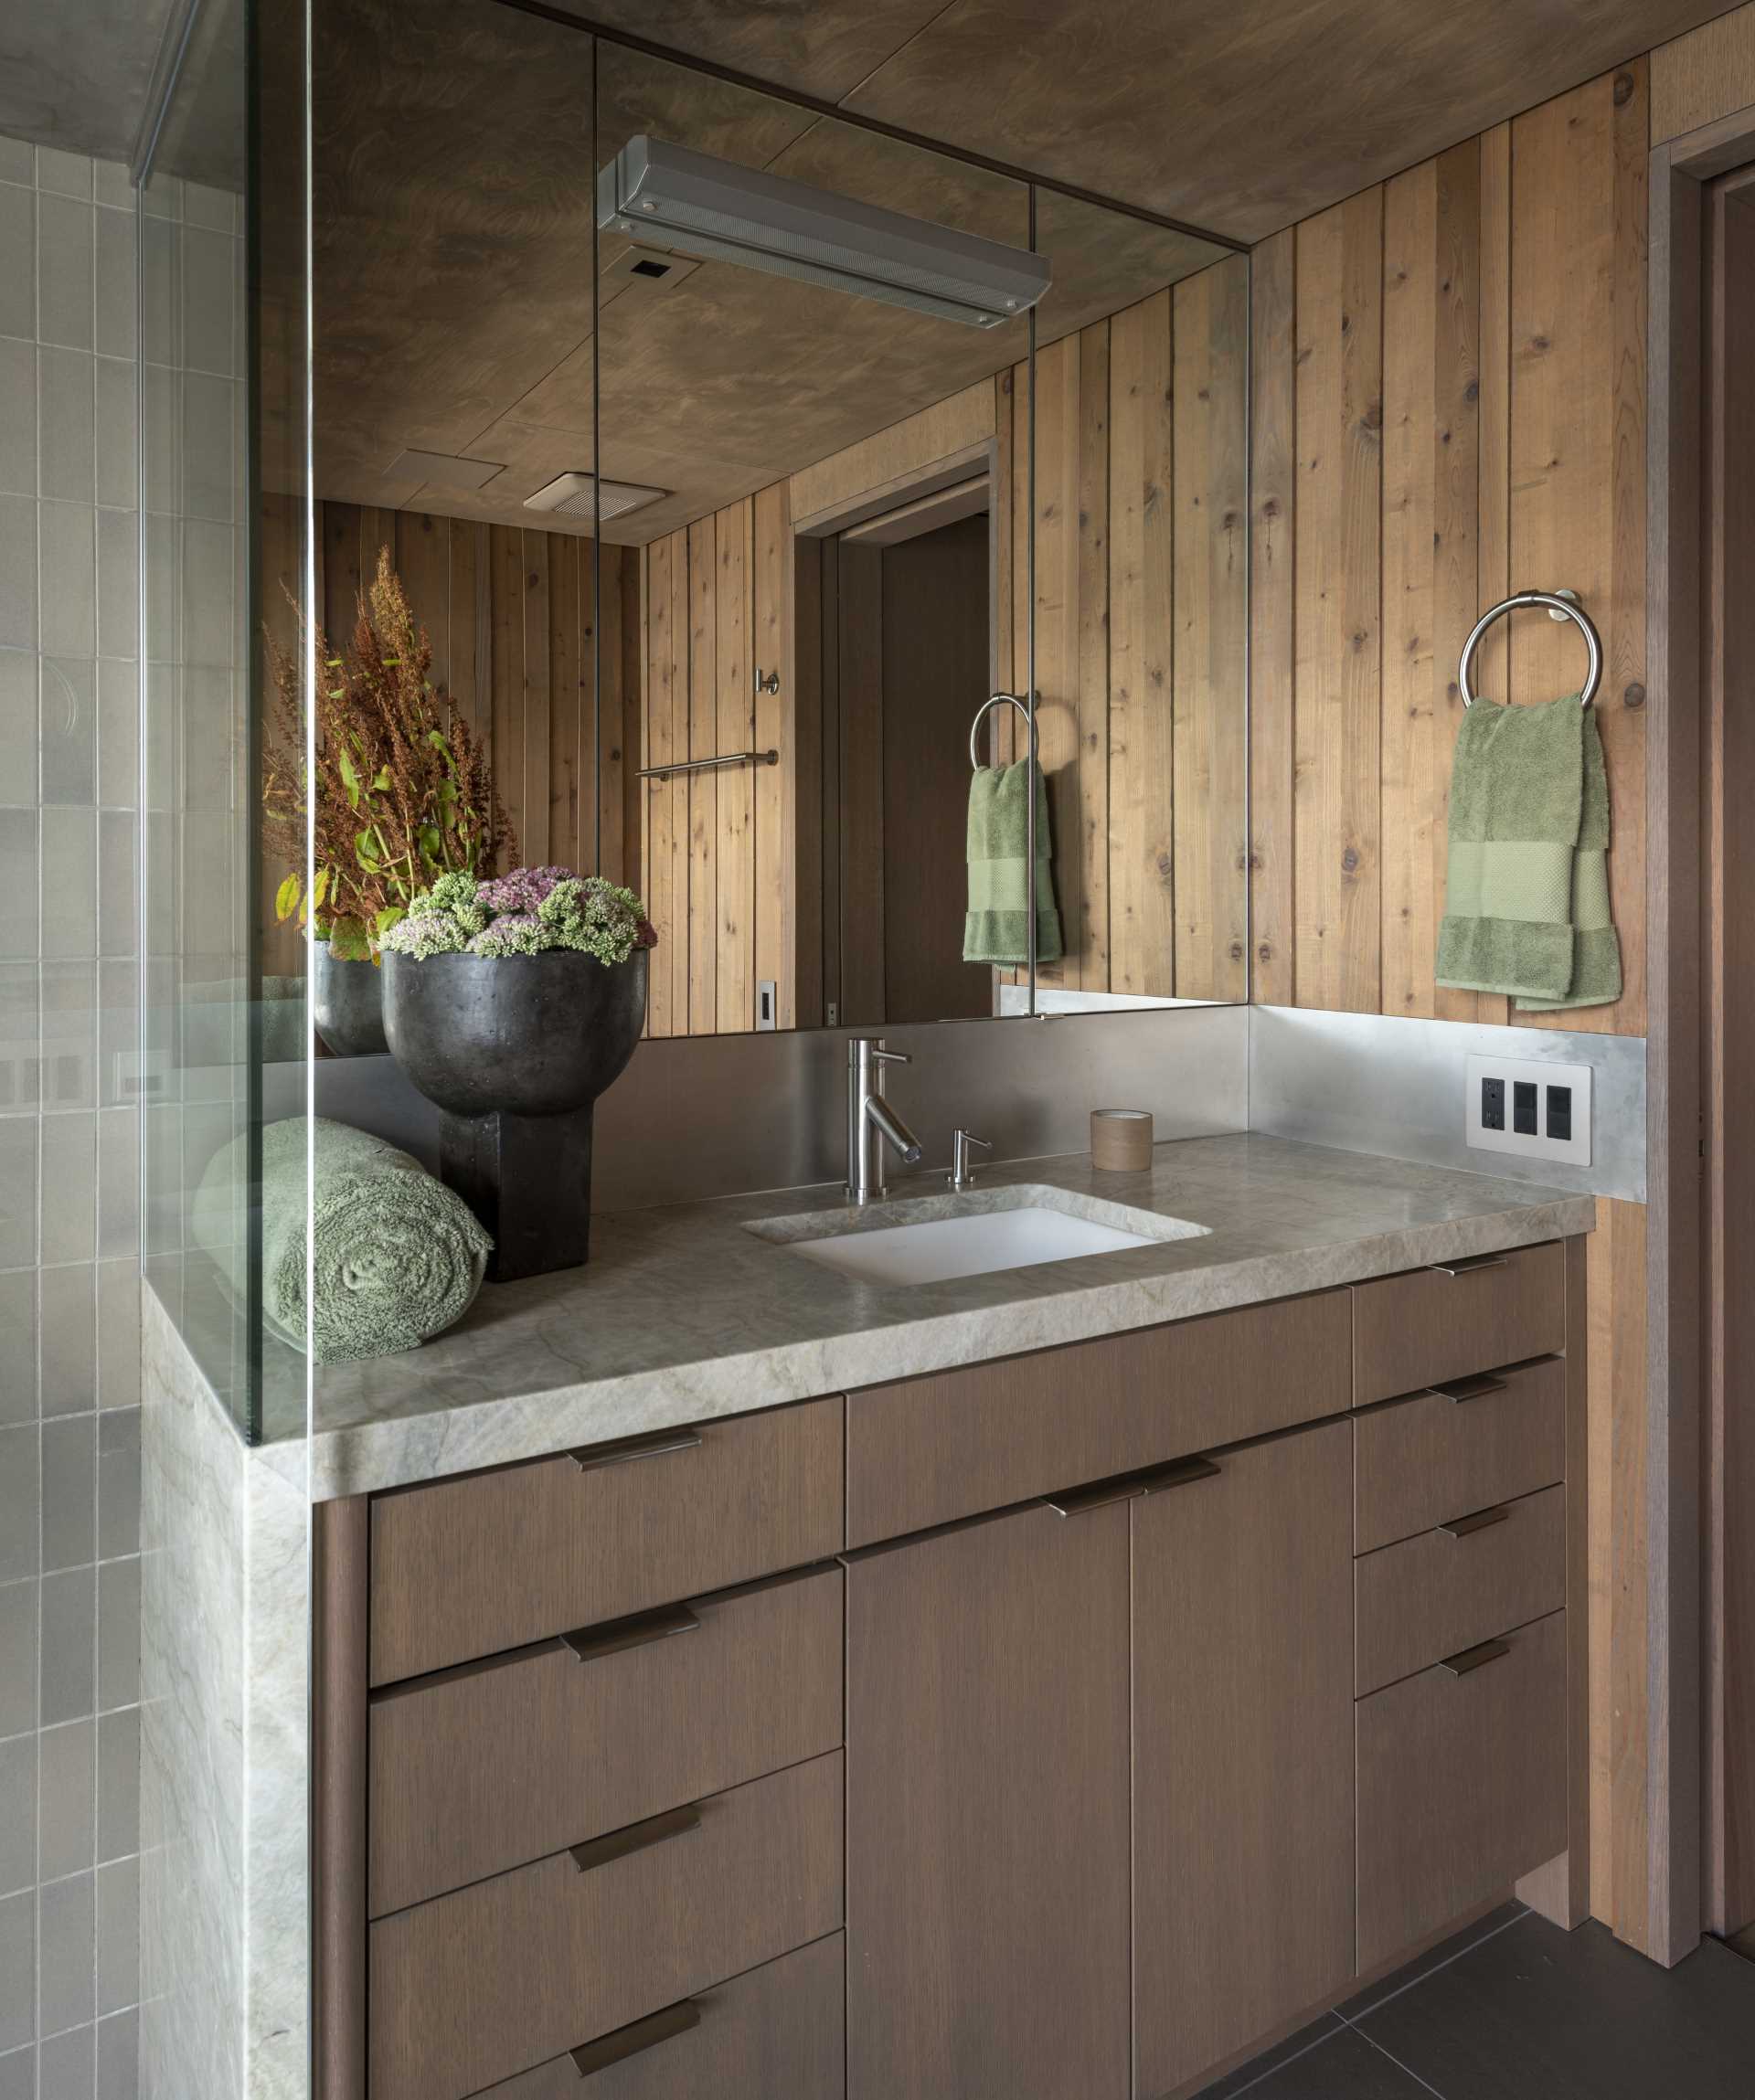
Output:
[[639, 254, 1250, 1030], [1250, 61, 1656, 1951], [257, 499, 642, 975]]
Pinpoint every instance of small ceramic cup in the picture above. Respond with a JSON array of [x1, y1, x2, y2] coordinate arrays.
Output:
[[1090, 1107, 1153, 1172]]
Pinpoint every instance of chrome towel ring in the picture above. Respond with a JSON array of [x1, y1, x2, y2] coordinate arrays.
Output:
[[1459, 590, 1601, 708], [968, 691, 1037, 769]]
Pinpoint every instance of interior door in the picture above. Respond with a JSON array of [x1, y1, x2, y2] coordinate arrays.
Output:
[[845, 1499, 1131, 2100]]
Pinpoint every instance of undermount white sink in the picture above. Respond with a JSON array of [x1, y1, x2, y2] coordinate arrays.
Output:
[[750, 1186, 1208, 1288]]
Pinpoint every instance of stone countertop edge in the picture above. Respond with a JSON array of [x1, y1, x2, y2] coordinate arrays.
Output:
[[268, 1137, 1597, 1503]]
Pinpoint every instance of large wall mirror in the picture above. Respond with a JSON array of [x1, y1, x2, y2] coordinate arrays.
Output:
[[292, 0, 1248, 1048]]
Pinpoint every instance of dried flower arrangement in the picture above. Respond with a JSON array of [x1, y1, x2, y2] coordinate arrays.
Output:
[[382, 865, 659, 965], [261, 548, 516, 960]]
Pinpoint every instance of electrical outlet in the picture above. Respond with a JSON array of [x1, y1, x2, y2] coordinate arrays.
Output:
[[1464, 1053, 1592, 1167], [756, 981, 777, 1032]]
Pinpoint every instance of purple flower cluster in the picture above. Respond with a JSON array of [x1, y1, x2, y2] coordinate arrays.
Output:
[[475, 865, 571, 915]]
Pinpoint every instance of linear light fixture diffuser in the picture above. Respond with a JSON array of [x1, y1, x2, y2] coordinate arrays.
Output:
[[597, 135, 1052, 329]]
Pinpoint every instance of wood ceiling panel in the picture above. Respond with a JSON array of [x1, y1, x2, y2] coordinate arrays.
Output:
[[839, 0, 1728, 241]]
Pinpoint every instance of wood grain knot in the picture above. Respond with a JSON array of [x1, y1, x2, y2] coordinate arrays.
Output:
[[1257, 943, 1275, 963], [1341, 846, 1360, 874], [1613, 71, 1634, 106], [1622, 682, 1646, 710]]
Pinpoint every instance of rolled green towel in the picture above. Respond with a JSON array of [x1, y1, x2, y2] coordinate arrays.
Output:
[[192, 1116, 492, 1363], [1436, 693, 1622, 1011], [963, 758, 1063, 968]]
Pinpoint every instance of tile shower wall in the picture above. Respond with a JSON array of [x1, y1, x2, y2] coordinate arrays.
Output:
[[0, 139, 144, 2100]]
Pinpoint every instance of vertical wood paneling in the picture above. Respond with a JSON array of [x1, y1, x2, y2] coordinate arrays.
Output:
[[1032, 333, 1082, 988], [1249, 231, 1296, 1008], [644, 534, 679, 1036], [686, 515, 718, 1034], [753, 482, 795, 1029], [489, 526, 526, 859], [1474, 120, 1514, 1027], [595, 544, 622, 883], [1172, 257, 1249, 1002], [546, 536, 581, 874], [1077, 321, 1112, 988], [450, 521, 487, 749], [522, 535, 551, 866], [1293, 190, 1384, 1013], [716, 500, 755, 1034], [1380, 162, 1440, 1019], [1432, 140, 1484, 1025]]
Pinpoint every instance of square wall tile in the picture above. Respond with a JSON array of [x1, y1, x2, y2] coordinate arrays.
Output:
[[0, 1889, 34, 2051], [94, 207, 134, 363], [97, 814, 133, 960], [41, 964, 98, 1113], [97, 2010, 136, 2100], [37, 1717, 95, 1883], [37, 194, 94, 352], [40, 658, 96, 808], [37, 150, 92, 202], [0, 1425, 39, 1579], [95, 661, 135, 811], [179, 227, 232, 377], [41, 1416, 97, 1573], [39, 1113, 96, 1267], [94, 1264, 135, 1415], [42, 807, 97, 962], [39, 1867, 94, 2035], [0, 184, 34, 343], [39, 1265, 96, 1416], [0, 1578, 38, 1737], [95, 1708, 136, 1862], [0, 1270, 36, 1425], [0, 650, 33, 800], [0, 1108, 39, 1267], [0, 495, 37, 649], [93, 163, 131, 211], [43, 2020, 96, 2099], [96, 1410, 136, 1561], [39, 346, 95, 503], [94, 1856, 134, 2016], [0, 2047, 29, 2100], [0, 1733, 35, 1896], [95, 1110, 136, 1264], [40, 503, 96, 658], [96, 1560, 136, 1713], [95, 512, 135, 663], [0, 337, 33, 496], [39, 1564, 94, 1724], [93, 360, 134, 511], [0, 136, 32, 185]]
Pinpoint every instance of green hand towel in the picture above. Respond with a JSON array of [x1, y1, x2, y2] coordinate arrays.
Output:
[[963, 758, 1063, 967], [192, 1116, 493, 1363], [1436, 694, 1621, 1011]]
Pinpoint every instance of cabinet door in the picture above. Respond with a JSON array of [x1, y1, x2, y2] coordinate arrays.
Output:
[[1133, 1423, 1356, 2097], [846, 1500, 1131, 2100]]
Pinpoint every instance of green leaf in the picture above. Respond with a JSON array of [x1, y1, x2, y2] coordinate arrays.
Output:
[[418, 823, 442, 864], [312, 865, 331, 912], [375, 906, 405, 939], [328, 917, 370, 962], [274, 872, 302, 922], [355, 827, 380, 872], [338, 748, 361, 810], [371, 766, 393, 791]]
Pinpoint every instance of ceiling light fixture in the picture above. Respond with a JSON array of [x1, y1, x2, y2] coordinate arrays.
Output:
[[596, 135, 1052, 330], [524, 472, 669, 525]]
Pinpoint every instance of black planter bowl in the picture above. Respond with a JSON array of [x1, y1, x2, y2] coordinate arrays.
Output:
[[312, 942, 388, 1058], [383, 949, 647, 1280]]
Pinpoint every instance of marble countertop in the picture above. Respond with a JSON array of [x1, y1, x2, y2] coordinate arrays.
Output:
[[266, 1133, 1595, 1500]]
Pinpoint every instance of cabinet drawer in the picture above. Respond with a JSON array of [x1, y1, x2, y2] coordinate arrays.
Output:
[[368, 1565, 844, 1915], [1356, 1611, 1567, 1972], [846, 1289, 1351, 1546], [1355, 1356, 1565, 1554], [467, 1935, 846, 2100], [1355, 1486, 1565, 1697], [1352, 1243, 1565, 1407], [368, 1398, 844, 1684], [369, 1752, 845, 2100]]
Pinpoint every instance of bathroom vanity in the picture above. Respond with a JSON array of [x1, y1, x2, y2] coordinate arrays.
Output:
[[289, 1136, 1593, 2100]]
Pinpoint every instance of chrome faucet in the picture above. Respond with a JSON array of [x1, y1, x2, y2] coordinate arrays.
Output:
[[947, 1129, 993, 1193], [846, 1037, 923, 1204]]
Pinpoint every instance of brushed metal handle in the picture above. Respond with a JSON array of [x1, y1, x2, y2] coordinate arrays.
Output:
[[569, 1427, 703, 1471], [562, 1602, 700, 1664], [569, 1999, 702, 2079], [570, 1801, 701, 1874], [1440, 1636, 1512, 1677], [1439, 1504, 1512, 1540], [1433, 1372, 1511, 1404], [1046, 1454, 1220, 1516], [1430, 1254, 1510, 1277]]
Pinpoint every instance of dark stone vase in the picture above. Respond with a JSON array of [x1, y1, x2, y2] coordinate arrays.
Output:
[[312, 942, 388, 1058], [382, 949, 648, 1280]]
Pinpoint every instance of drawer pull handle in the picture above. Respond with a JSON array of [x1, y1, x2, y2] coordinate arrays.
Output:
[[1046, 1454, 1220, 1516], [1430, 1254, 1510, 1278], [1440, 1636, 1512, 1678], [562, 1602, 701, 1664], [1440, 1504, 1512, 1540], [569, 1999, 702, 2079], [1433, 1372, 1511, 1404], [569, 1427, 704, 1471], [569, 1801, 701, 1874]]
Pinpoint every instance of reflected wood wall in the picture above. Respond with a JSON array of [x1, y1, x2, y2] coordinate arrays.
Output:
[[258, 499, 643, 976]]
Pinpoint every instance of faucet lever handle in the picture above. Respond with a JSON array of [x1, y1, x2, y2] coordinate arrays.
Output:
[[961, 1132, 993, 1153], [870, 1048, 910, 1066]]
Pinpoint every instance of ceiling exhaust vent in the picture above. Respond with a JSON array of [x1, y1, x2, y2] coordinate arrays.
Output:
[[524, 472, 668, 525], [597, 135, 1052, 330]]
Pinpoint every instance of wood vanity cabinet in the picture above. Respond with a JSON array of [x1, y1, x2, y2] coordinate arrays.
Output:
[[317, 1237, 1588, 2100]]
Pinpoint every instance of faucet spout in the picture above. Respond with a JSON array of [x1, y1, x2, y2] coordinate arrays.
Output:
[[865, 1094, 923, 1166]]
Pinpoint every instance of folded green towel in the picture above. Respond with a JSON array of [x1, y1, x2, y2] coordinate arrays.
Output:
[[192, 1116, 492, 1363], [963, 759, 1063, 967], [1436, 694, 1622, 1011]]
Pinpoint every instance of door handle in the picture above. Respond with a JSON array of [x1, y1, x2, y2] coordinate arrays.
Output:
[[569, 1426, 703, 1470], [569, 1999, 703, 2079], [1432, 1372, 1511, 1404], [1439, 1504, 1512, 1540], [562, 1602, 700, 1664], [1439, 1636, 1512, 1678], [1045, 1454, 1219, 1516], [1430, 1253, 1510, 1278], [570, 1801, 701, 1874]]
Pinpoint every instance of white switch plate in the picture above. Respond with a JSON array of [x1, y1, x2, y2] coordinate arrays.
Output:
[[1465, 1053, 1592, 1167]]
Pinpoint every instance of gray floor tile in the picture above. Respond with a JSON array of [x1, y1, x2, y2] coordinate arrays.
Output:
[[1339, 1902, 1526, 2021], [1356, 1914, 1755, 2100], [1193, 2016, 1348, 2098], [1204, 2024, 1438, 2099]]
